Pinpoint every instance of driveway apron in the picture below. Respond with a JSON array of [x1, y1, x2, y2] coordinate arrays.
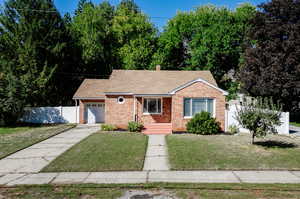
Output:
[[0, 125, 99, 173]]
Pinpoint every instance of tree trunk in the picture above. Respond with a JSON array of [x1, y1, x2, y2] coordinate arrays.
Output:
[[251, 132, 255, 144]]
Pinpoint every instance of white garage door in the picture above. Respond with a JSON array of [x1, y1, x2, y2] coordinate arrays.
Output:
[[86, 103, 105, 123]]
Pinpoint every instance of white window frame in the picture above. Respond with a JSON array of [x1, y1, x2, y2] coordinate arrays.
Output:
[[143, 97, 163, 115], [183, 98, 215, 118]]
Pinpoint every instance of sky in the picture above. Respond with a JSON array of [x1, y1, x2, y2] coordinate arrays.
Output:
[[0, 0, 266, 30]]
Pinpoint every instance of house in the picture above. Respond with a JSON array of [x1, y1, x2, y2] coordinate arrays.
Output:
[[73, 66, 228, 134]]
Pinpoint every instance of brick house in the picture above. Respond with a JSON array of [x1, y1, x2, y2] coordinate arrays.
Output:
[[73, 66, 228, 134]]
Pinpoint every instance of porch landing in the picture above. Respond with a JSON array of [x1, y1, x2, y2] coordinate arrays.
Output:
[[142, 123, 172, 135]]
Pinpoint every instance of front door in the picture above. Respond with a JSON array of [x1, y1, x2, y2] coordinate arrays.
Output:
[[86, 103, 105, 123]]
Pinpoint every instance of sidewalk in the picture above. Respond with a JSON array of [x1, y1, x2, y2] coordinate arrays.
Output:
[[143, 135, 170, 171], [1, 170, 300, 186], [0, 125, 99, 173]]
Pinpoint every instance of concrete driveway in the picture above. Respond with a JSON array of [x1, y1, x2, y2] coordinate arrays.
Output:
[[0, 125, 99, 173], [290, 125, 300, 136]]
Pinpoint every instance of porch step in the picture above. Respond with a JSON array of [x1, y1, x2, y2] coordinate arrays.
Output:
[[142, 123, 172, 135]]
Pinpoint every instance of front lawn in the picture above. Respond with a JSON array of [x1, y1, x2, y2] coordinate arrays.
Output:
[[0, 124, 75, 159], [1, 183, 300, 199], [291, 122, 300, 127], [167, 134, 300, 170], [0, 126, 35, 135], [42, 132, 148, 172]]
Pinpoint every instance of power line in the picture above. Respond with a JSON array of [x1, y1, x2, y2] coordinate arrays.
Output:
[[15, 8, 59, 13]]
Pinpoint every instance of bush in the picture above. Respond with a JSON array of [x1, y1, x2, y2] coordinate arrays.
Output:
[[228, 124, 239, 135], [186, 112, 221, 135], [101, 124, 116, 131], [236, 97, 282, 144], [128, 121, 143, 132]]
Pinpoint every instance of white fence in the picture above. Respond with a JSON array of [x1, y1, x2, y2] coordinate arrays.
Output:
[[20, 106, 79, 124], [21, 105, 290, 134], [225, 104, 290, 135]]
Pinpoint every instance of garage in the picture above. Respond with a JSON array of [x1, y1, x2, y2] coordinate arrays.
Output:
[[85, 103, 105, 123]]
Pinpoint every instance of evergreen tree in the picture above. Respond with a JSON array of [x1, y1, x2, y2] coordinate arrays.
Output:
[[0, 0, 67, 124]]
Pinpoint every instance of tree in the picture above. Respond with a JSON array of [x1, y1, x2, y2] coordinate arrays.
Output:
[[152, 4, 256, 93], [112, 0, 157, 69], [71, 1, 115, 76], [75, 0, 93, 15], [0, 0, 67, 125], [235, 97, 282, 144], [239, 0, 300, 112]]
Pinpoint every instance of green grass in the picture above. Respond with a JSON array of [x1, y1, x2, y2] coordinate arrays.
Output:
[[291, 122, 300, 127], [167, 133, 300, 170], [42, 132, 148, 172], [1, 183, 300, 199], [0, 126, 36, 135], [0, 124, 75, 159]]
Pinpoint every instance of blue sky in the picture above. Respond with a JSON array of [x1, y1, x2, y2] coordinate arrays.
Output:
[[0, 0, 265, 30]]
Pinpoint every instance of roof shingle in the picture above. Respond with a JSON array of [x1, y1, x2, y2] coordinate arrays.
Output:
[[73, 70, 218, 98]]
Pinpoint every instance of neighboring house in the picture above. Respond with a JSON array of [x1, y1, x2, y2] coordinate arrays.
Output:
[[73, 66, 228, 133]]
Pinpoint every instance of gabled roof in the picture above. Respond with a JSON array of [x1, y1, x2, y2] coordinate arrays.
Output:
[[73, 69, 226, 99], [105, 70, 218, 94], [73, 79, 109, 99]]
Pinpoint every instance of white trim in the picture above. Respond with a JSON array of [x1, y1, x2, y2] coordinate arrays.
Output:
[[117, 96, 125, 104], [142, 97, 163, 115], [104, 92, 134, 95], [169, 78, 228, 96], [135, 94, 171, 97], [73, 97, 105, 100], [183, 98, 216, 118]]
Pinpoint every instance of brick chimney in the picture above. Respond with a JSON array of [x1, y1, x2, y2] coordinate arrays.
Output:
[[156, 65, 161, 71]]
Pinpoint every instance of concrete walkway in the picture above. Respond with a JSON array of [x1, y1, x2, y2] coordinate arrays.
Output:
[[143, 135, 170, 171], [1, 171, 300, 186], [0, 125, 99, 173]]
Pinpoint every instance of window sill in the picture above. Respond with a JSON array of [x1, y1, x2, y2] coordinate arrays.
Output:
[[183, 116, 192, 119]]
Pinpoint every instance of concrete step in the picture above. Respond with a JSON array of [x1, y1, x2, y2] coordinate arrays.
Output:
[[143, 129, 172, 135], [142, 123, 172, 135]]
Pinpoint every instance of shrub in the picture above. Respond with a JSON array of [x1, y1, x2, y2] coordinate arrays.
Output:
[[228, 124, 239, 135], [235, 97, 282, 144], [186, 112, 221, 135], [128, 121, 143, 132], [101, 124, 116, 131]]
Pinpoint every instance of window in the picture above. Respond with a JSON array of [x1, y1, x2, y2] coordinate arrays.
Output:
[[184, 98, 214, 117], [117, 96, 125, 104], [143, 98, 162, 114]]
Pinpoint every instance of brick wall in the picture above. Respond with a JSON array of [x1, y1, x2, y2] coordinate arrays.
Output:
[[171, 81, 226, 131], [79, 99, 104, 124], [136, 97, 172, 124], [105, 95, 133, 129]]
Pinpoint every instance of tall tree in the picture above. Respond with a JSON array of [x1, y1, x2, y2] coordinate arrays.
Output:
[[152, 4, 256, 95], [112, 0, 157, 70], [239, 0, 300, 111], [71, 1, 115, 76], [0, 0, 67, 125]]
